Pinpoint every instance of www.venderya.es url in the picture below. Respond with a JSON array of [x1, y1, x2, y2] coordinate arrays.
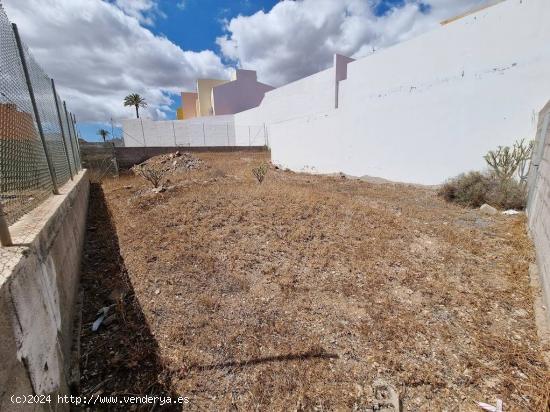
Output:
[[11, 394, 190, 407]]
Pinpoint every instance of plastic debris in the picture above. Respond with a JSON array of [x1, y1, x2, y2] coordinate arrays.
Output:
[[92, 306, 112, 332], [478, 399, 503, 412]]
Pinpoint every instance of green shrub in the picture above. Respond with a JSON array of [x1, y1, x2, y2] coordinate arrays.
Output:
[[483, 139, 534, 183], [438, 171, 526, 210], [131, 163, 166, 188], [252, 163, 268, 184]]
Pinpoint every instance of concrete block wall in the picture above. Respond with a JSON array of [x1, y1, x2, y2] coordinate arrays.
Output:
[[122, 115, 237, 147], [0, 171, 89, 410], [527, 101, 550, 324]]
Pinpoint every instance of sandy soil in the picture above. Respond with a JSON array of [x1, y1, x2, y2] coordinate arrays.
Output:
[[80, 151, 549, 411]]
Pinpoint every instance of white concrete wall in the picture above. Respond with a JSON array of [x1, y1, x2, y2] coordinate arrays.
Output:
[[122, 115, 237, 147], [237, 0, 550, 184], [0, 171, 89, 409], [234, 67, 336, 146], [527, 101, 550, 324]]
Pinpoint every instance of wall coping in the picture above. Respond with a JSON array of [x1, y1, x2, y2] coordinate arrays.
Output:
[[0, 170, 88, 289]]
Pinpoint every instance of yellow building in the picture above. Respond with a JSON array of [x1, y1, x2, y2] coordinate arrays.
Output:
[[176, 71, 270, 119], [176, 92, 199, 120], [196, 78, 229, 117], [176, 80, 229, 119]]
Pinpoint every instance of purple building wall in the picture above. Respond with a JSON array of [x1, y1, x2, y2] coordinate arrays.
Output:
[[212, 70, 274, 116]]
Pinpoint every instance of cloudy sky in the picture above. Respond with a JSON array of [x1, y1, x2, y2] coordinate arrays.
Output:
[[1, 0, 485, 140]]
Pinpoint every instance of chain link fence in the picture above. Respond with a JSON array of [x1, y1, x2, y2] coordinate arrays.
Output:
[[0, 5, 82, 228], [80, 142, 119, 183]]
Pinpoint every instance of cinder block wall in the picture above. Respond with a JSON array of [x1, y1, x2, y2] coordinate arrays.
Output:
[[527, 101, 550, 324], [0, 171, 89, 410]]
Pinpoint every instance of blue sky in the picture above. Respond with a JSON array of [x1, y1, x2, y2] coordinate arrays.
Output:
[[79, 0, 282, 141], [3, 0, 483, 142], [155, 0, 281, 53]]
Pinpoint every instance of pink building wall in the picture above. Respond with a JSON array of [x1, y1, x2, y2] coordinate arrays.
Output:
[[334, 54, 355, 108], [181, 92, 198, 119], [212, 70, 274, 116]]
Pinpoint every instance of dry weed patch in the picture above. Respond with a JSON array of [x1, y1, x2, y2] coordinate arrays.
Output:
[[82, 151, 549, 411]]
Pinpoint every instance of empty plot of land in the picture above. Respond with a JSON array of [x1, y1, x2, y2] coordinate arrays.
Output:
[[80, 151, 549, 411]]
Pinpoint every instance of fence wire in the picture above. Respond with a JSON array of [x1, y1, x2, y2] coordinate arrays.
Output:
[[23, 44, 71, 186], [0, 5, 81, 225]]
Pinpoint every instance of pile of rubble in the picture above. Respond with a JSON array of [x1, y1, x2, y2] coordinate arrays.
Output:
[[141, 151, 203, 173]]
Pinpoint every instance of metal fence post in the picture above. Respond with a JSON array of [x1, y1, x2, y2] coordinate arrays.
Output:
[[12, 23, 60, 195], [172, 121, 177, 146], [140, 118, 146, 147], [0, 203, 13, 246], [71, 112, 81, 169], [70, 113, 82, 169], [111, 142, 119, 176], [63, 101, 78, 172], [51, 79, 74, 179]]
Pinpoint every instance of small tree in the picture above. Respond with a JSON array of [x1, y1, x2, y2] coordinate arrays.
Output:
[[124, 93, 148, 119], [484, 145, 518, 181], [514, 139, 534, 184], [97, 129, 110, 142], [252, 164, 268, 183], [483, 139, 534, 183], [132, 163, 166, 188]]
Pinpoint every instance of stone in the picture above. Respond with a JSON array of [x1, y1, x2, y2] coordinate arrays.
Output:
[[480, 203, 498, 215]]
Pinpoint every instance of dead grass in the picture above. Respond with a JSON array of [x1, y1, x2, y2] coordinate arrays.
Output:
[[94, 151, 549, 411]]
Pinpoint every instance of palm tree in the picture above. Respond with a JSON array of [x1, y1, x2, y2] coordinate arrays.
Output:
[[97, 129, 110, 142], [124, 93, 147, 118]]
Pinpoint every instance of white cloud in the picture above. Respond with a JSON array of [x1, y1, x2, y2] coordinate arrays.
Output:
[[217, 0, 488, 86], [1, 0, 230, 122], [1, 0, 491, 124], [113, 0, 164, 26]]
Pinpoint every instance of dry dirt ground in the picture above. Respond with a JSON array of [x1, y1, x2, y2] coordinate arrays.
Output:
[[80, 151, 549, 411]]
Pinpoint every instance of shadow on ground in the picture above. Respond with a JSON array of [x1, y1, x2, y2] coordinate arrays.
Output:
[[187, 349, 338, 372], [79, 184, 182, 411]]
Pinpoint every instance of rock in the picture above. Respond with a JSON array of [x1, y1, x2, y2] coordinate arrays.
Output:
[[502, 209, 520, 215], [480, 203, 498, 215], [372, 379, 400, 412], [152, 187, 166, 193], [124, 185, 133, 189]]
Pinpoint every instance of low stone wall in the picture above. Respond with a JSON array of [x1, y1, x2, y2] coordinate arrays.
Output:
[[527, 101, 550, 324], [115, 146, 268, 169], [0, 170, 89, 410]]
